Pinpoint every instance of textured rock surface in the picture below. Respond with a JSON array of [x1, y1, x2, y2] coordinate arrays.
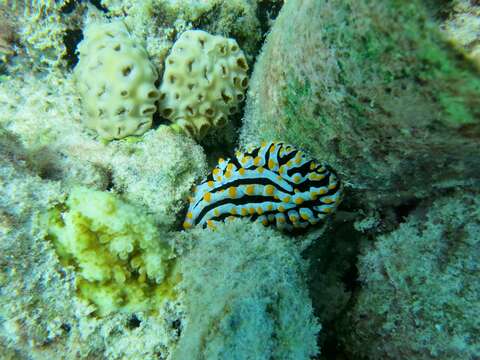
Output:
[[3, 1, 479, 359], [338, 191, 480, 359], [173, 219, 320, 359], [241, 0, 480, 210]]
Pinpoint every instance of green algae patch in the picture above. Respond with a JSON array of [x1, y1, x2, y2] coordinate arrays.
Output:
[[328, 0, 480, 128], [45, 187, 177, 316]]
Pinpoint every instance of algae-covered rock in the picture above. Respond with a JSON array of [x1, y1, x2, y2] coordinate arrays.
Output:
[[241, 0, 480, 209], [5, 1, 479, 359], [108, 126, 207, 226], [0, 128, 71, 358], [339, 191, 480, 359], [174, 219, 320, 359]]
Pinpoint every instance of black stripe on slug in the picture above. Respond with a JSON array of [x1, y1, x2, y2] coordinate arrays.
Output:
[[194, 195, 284, 226], [208, 176, 294, 195]]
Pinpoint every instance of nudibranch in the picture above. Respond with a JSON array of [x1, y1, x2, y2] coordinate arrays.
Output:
[[183, 141, 342, 231]]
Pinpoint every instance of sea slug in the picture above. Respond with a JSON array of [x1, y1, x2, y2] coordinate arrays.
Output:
[[183, 141, 342, 231]]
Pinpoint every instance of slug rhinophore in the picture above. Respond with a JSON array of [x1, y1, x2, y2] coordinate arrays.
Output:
[[183, 141, 342, 231]]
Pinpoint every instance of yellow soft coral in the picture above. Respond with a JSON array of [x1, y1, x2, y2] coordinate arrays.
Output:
[[46, 187, 178, 316]]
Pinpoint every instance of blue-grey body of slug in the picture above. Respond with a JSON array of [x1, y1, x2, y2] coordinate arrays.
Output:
[[183, 141, 342, 231]]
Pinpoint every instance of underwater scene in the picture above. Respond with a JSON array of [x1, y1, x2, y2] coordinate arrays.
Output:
[[0, 0, 479, 359]]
